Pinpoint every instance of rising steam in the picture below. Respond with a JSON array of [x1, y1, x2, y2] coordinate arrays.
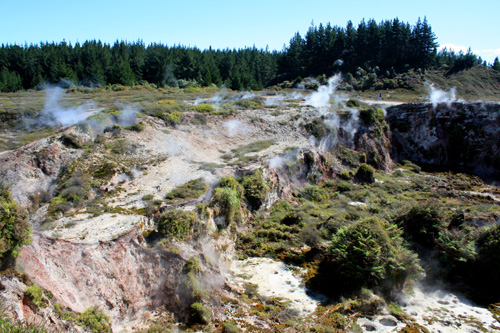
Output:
[[427, 83, 457, 107], [38, 87, 96, 127]]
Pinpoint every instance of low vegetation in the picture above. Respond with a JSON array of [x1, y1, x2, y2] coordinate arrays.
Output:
[[0, 183, 31, 266], [165, 178, 208, 203], [157, 209, 196, 240]]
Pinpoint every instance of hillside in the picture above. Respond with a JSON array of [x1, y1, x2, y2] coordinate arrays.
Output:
[[0, 81, 499, 332]]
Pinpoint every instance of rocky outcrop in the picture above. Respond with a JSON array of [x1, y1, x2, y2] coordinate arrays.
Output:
[[386, 102, 500, 178], [0, 272, 85, 332], [0, 134, 81, 209], [18, 231, 221, 330]]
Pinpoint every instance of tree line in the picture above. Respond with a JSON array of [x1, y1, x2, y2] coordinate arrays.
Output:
[[0, 18, 496, 92]]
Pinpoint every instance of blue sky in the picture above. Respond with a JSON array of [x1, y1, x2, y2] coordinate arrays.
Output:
[[1, 0, 499, 63]]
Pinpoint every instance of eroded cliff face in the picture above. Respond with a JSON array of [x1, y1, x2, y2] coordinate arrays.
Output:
[[386, 102, 500, 178], [17, 231, 225, 331]]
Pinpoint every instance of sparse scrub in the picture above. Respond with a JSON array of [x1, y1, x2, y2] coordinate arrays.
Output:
[[165, 178, 207, 203], [234, 98, 262, 109], [231, 140, 275, 158]]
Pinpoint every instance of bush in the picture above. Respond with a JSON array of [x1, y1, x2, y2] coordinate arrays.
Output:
[[125, 121, 145, 132], [25, 285, 45, 309], [346, 98, 361, 108], [315, 218, 421, 297], [190, 114, 207, 126], [189, 302, 210, 325], [192, 103, 214, 113], [305, 118, 328, 140], [77, 306, 111, 333], [239, 169, 268, 210], [359, 107, 384, 125], [223, 320, 241, 333], [300, 185, 329, 203], [158, 210, 195, 240], [0, 183, 31, 264], [354, 163, 375, 184], [339, 171, 351, 180], [471, 225, 500, 303], [397, 204, 443, 247], [184, 256, 201, 274], [211, 187, 241, 223]]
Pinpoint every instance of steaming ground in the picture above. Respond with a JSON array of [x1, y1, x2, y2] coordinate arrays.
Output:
[[3, 79, 500, 330], [229, 257, 327, 315]]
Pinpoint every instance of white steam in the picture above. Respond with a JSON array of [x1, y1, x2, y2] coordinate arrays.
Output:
[[305, 75, 341, 114], [39, 87, 96, 127], [304, 75, 359, 150], [223, 119, 248, 137], [427, 83, 457, 108]]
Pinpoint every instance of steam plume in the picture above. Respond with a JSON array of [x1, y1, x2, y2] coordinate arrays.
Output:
[[427, 83, 457, 107], [38, 87, 95, 127]]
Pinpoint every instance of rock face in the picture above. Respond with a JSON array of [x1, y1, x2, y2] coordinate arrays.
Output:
[[0, 134, 81, 209], [386, 102, 500, 178], [18, 231, 207, 330]]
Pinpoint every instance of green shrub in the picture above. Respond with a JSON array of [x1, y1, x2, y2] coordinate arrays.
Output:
[[93, 161, 118, 181], [77, 306, 111, 333], [184, 256, 201, 274], [231, 140, 275, 157], [318, 218, 421, 296], [125, 121, 145, 132], [359, 107, 384, 125], [239, 169, 268, 210], [354, 163, 375, 184], [142, 194, 154, 201], [211, 187, 241, 223], [158, 209, 195, 240], [300, 185, 329, 203], [396, 204, 443, 247], [189, 302, 210, 325], [190, 114, 208, 126], [339, 171, 351, 180], [336, 180, 353, 192], [165, 178, 208, 203], [346, 98, 361, 108], [223, 320, 241, 333], [305, 118, 328, 140], [471, 225, 500, 303], [25, 285, 45, 309], [0, 183, 31, 263], [192, 103, 214, 113], [234, 99, 262, 109]]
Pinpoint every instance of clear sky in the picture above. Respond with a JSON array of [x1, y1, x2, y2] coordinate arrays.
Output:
[[1, 0, 499, 63]]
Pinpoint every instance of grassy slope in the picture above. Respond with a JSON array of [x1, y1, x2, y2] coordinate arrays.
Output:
[[425, 66, 500, 101]]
